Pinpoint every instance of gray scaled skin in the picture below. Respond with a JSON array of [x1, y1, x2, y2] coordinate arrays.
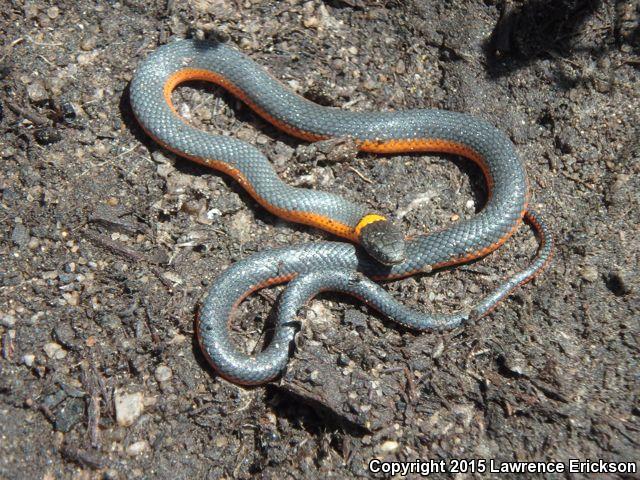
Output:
[[129, 39, 553, 385]]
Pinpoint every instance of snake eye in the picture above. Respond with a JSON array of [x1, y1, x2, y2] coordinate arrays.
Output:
[[359, 219, 406, 265]]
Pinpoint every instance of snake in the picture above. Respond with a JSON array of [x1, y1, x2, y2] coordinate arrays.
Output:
[[130, 38, 553, 385]]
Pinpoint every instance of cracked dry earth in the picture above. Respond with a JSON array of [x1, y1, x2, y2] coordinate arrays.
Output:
[[1, 0, 639, 478]]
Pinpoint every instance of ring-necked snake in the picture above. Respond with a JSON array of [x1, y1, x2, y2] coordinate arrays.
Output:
[[130, 38, 553, 385]]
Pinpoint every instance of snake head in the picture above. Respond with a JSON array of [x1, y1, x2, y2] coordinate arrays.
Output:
[[358, 218, 406, 265]]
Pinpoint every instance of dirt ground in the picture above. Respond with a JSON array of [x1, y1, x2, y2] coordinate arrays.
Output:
[[1, 0, 639, 478]]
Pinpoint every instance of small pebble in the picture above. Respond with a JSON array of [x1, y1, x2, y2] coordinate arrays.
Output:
[[77, 53, 95, 66], [29, 312, 45, 325], [363, 78, 377, 90], [1, 314, 17, 328], [2, 146, 15, 159], [214, 435, 229, 448], [62, 291, 80, 306], [43, 342, 67, 360], [22, 354, 36, 367], [432, 341, 445, 359], [80, 37, 97, 51], [59, 273, 75, 283], [103, 469, 119, 480], [24, 3, 39, 18], [303, 16, 320, 28], [37, 14, 50, 28], [272, 146, 294, 169], [238, 37, 254, 50], [162, 271, 183, 285], [156, 163, 173, 178], [502, 351, 529, 376], [154, 365, 172, 382], [151, 150, 173, 165], [308, 370, 321, 385], [227, 210, 253, 243], [115, 391, 144, 427], [580, 265, 599, 283], [337, 353, 350, 367], [126, 440, 149, 456], [466, 282, 481, 294], [379, 440, 399, 453], [59, 101, 77, 121], [46, 6, 59, 19], [11, 222, 30, 247], [47, 76, 65, 96], [27, 81, 48, 103]]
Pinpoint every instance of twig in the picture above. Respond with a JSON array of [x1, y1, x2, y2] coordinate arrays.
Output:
[[60, 445, 105, 470], [403, 366, 417, 403], [347, 165, 373, 184], [83, 230, 150, 263], [81, 360, 102, 448], [82, 230, 173, 289], [5, 100, 50, 126], [26, 36, 63, 47], [560, 170, 596, 190], [2, 332, 14, 360], [143, 299, 162, 345]]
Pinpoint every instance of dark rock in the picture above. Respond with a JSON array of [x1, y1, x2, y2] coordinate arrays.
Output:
[[11, 222, 30, 247], [55, 398, 86, 433], [34, 126, 62, 145]]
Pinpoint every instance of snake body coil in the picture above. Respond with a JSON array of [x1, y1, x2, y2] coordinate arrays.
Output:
[[131, 39, 552, 385]]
